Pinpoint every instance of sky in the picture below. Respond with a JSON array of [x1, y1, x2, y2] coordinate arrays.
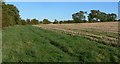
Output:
[[5, 0, 120, 2], [7, 2, 118, 21]]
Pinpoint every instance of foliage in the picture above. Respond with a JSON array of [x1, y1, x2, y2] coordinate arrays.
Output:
[[2, 25, 119, 62], [88, 10, 117, 22], [72, 11, 86, 23], [21, 19, 26, 25], [2, 2, 21, 27], [2, 2, 40, 27], [30, 19, 39, 25], [42, 19, 51, 24], [26, 19, 31, 24], [118, 19, 120, 21], [53, 19, 59, 24]]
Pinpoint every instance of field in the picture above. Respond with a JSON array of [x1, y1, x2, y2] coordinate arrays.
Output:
[[2, 22, 120, 62], [35, 22, 119, 46]]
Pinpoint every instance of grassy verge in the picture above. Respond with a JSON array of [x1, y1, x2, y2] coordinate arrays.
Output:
[[2, 25, 120, 62]]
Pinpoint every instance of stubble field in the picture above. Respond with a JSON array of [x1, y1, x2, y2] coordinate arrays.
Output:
[[35, 22, 119, 46]]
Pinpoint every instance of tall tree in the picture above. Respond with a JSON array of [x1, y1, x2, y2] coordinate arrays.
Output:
[[88, 10, 117, 22], [88, 10, 100, 22], [2, 2, 21, 27], [108, 13, 117, 21], [72, 11, 85, 23], [98, 12, 107, 22]]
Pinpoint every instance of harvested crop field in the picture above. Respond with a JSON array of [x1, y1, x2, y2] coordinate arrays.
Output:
[[35, 22, 119, 46]]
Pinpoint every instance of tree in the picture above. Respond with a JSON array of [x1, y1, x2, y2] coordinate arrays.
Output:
[[72, 11, 85, 23], [42, 19, 51, 24], [26, 19, 31, 24], [88, 10, 100, 22], [98, 12, 107, 22], [21, 19, 26, 25], [39, 21, 42, 23], [107, 13, 117, 21], [88, 10, 117, 22], [59, 21, 63, 24], [118, 19, 120, 21], [2, 2, 21, 27], [53, 19, 59, 24], [30, 18, 39, 25]]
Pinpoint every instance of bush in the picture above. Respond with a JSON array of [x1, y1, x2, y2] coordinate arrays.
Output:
[[42, 19, 51, 24]]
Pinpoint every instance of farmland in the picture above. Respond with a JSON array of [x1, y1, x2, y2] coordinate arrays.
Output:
[[2, 2, 119, 63], [2, 22, 120, 62], [35, 22, 119, 46]]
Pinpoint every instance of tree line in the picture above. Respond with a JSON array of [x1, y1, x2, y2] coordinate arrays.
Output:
[[47, 10, 118, 24], [2, 2, 52, 27], [53, 10, 117, 24], [2, 2, 118, 27]]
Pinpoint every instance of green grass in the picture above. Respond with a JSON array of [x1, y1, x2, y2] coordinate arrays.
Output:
[[2, 25, 120, 62]]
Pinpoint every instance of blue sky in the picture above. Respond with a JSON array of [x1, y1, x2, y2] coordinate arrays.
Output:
[[5, 0, 120, 2], [7, 2, 118, 21]]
